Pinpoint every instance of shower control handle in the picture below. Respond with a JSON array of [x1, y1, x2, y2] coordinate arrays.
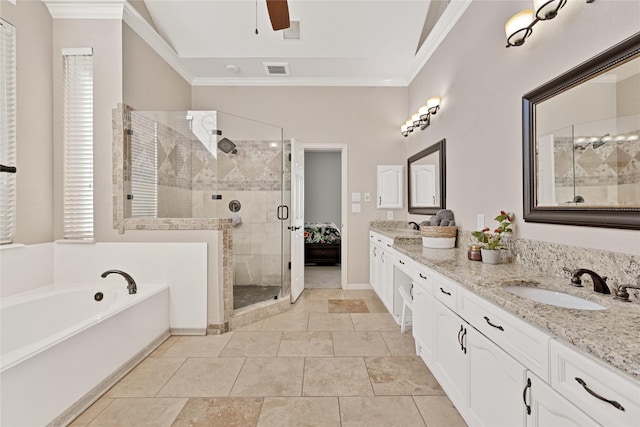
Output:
[[288, 226, 301, 231]]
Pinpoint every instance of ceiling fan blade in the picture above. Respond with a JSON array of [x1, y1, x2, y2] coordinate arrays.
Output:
[[266, 0, 290, 31]]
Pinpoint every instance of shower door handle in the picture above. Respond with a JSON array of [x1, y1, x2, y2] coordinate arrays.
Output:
[[277, 205, 289, 220], [1, 164, 17, 174]]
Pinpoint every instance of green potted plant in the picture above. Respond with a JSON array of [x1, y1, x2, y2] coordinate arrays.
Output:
[[472, 211, 514, 264]]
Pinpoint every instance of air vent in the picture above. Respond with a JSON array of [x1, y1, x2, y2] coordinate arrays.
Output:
[[263, 62, 290, 76]]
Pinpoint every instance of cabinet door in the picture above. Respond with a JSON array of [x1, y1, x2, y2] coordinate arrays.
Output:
[[433, 299, 468, 408], [379, 249, 394, 312], [377, 165, 403, 209], [413, 282, 435, 362], [466, 326, 526, 427], [369, 242, 378, 294], [525, 373, 599, 427]]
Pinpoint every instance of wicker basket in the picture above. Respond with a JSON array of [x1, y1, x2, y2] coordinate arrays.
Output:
[[420, 226, 457, 238]]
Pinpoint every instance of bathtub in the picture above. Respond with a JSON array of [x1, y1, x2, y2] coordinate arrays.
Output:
[[0, 284, 170, 426]]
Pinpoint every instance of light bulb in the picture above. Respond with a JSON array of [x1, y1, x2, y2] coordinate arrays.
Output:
[[426, 97, 440, 109], [505, 10, 534, 46]]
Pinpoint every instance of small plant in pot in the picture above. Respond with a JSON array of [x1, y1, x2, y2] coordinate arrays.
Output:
[[472, 211, 514, 264]]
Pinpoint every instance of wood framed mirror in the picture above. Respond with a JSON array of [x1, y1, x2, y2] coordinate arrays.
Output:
[[408, 138, 446, 215], [523, 32, 640, 230]]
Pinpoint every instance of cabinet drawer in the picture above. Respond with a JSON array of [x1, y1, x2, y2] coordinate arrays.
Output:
[[550, 339, 640, 427], [370, 231, 393, 248], [394, 251, 414, 276], [458, 289, 549, 381], [413, 264, 434, 295], [434, 275, 458, 311]]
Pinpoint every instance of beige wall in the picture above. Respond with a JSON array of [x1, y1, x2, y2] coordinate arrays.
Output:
[[123, 23, 191, 110], [407, 0, 640, 255], [1, 0, 54, 244], [192, 86, 409, 285]]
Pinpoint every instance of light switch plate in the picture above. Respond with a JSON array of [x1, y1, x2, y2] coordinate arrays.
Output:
[[352, 192, 361, 202], [477, 214, 485, 230], [352, 203, 361, 213]]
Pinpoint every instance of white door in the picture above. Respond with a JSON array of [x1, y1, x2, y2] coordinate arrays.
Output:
[[290, 139, 305, 302]]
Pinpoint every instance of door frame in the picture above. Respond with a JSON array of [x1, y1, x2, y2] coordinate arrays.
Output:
[[299, 143, 348, 289]]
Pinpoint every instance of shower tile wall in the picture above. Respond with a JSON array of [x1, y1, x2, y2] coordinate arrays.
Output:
[[553, 135, 640, 205]]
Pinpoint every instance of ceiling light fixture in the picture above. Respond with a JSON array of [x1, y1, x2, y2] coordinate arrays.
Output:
[[505, 0, 595, 48], [401, 97, 441, 137]]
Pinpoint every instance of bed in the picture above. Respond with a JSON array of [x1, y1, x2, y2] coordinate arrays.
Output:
[[304, 222, 342, 265]]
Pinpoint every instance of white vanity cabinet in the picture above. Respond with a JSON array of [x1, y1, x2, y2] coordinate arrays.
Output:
[[376, 165, 403, 209], [368, 232, 395, 314]]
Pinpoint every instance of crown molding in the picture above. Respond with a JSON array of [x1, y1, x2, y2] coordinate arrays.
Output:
[[406, 0, 472, 85], [122, 1, 193, 83], [43, 0, 126, 19], [191, 76, 409, 87]]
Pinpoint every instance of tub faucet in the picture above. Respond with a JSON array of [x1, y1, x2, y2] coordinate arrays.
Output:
[[101, 270, 137, 294], [563, 267, 610, 294]]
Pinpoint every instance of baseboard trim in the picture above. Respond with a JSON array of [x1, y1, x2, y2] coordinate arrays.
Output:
[[171, 327, 206, 336], [344, 283, 373, 290]]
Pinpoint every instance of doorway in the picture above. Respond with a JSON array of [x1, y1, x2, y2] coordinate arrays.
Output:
[[301, 145, 347, 289]]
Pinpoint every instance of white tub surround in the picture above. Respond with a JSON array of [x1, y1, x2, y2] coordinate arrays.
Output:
[[0, 284, 170, 427], [0, 242, 53, 297]]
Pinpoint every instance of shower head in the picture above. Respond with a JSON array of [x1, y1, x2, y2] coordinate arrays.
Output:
[[218, 138, 237, 154]]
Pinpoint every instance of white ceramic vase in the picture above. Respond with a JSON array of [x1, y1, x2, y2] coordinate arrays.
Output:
[[480, 248, 501, 264]]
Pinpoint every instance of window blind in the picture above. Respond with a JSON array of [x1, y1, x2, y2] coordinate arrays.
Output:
[[62, 49, 94, 240], [130, 116, 158, 217], [0, 19, 17, 245]]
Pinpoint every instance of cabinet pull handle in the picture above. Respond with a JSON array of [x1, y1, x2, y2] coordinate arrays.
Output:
[[483, 316, 504, 331], [440, 287, 451, 296], [574, 377, 625, 412], [419, 273, 427, 280], [457, 325, 464, 348], [461, 327, 467, 354], [387, 243, 391, 247], [523, 378, 532, 415], [399, 260, 405, 264]]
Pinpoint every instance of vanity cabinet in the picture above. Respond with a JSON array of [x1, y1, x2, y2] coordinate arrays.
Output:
[[369, 232, 395, 314], [376, 165, 403, 209]]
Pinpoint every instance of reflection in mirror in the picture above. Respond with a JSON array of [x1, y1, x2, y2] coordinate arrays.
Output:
[[408, 139, 446, 215], [523, 32, 640, 229]]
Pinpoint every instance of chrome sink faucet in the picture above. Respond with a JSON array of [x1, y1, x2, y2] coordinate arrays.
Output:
[[101, 270, 137, 294], [563, 268, 610, 294]]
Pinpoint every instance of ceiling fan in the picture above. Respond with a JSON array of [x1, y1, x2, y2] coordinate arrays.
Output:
[[265, 0, 290, 30]]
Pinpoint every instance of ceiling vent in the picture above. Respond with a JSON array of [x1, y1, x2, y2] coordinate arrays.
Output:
[[263, 62, 290, 76]]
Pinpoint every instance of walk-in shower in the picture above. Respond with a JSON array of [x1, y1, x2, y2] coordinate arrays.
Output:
[[124, 109, 290, 310]]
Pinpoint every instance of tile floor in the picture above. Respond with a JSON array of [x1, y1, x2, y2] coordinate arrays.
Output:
[[70, 289, 467, 427], [304, 266, 341, 289]]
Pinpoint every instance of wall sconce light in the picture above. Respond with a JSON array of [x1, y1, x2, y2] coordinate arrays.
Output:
[[401, 97, 441, 137], [505, 0, 594, 48]]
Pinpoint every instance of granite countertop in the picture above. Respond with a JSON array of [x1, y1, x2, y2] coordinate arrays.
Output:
[[370, 225, 640, 382]]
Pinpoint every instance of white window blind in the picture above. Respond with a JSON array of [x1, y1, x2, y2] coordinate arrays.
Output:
[[130, 116, 158, 217], [0, 19, 17, 245], [63, 49, 94, 240]]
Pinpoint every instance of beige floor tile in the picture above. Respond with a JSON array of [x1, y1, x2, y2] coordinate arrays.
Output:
[[299, 289, 344, 301], [157, 358, 245, 397], [220, 331, 282, 357], [171, 397, 263, 427], [149, 336, 180, 357], [362, 297, 389, 313], [86, 397, 187, 427], [380, 330, 418, 356], [339, 396, 426, 427], [332, 331, 390, 357], [328, 299, 369, 313], [161, 334, 233, 358], [303, 357, 373, 397], [277, 331, 334, 357], [106, 357, 186, 397], [342, 290, 388, 313], [68, 397, 114, 426], [260, 312, 309, 331], [413, 395, 467, 427], [351, 313, 399, 331], [289, 298, 329, 313], [234, 320, 265, 331], [307, 313, 354, 331], [230, 358, 304, 397], [256, 397, 340, 427], [365, 356, 444, 396]]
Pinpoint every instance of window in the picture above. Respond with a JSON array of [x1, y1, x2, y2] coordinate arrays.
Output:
[[62, 48, 94, 240], [0, 19, 17, 245]]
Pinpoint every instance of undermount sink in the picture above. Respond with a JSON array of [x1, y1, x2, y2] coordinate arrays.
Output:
[[505, 286, 606, 310]]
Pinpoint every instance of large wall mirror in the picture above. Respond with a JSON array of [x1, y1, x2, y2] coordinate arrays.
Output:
[[408, 138, 446, 215], [523, 32, 640, 229]]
